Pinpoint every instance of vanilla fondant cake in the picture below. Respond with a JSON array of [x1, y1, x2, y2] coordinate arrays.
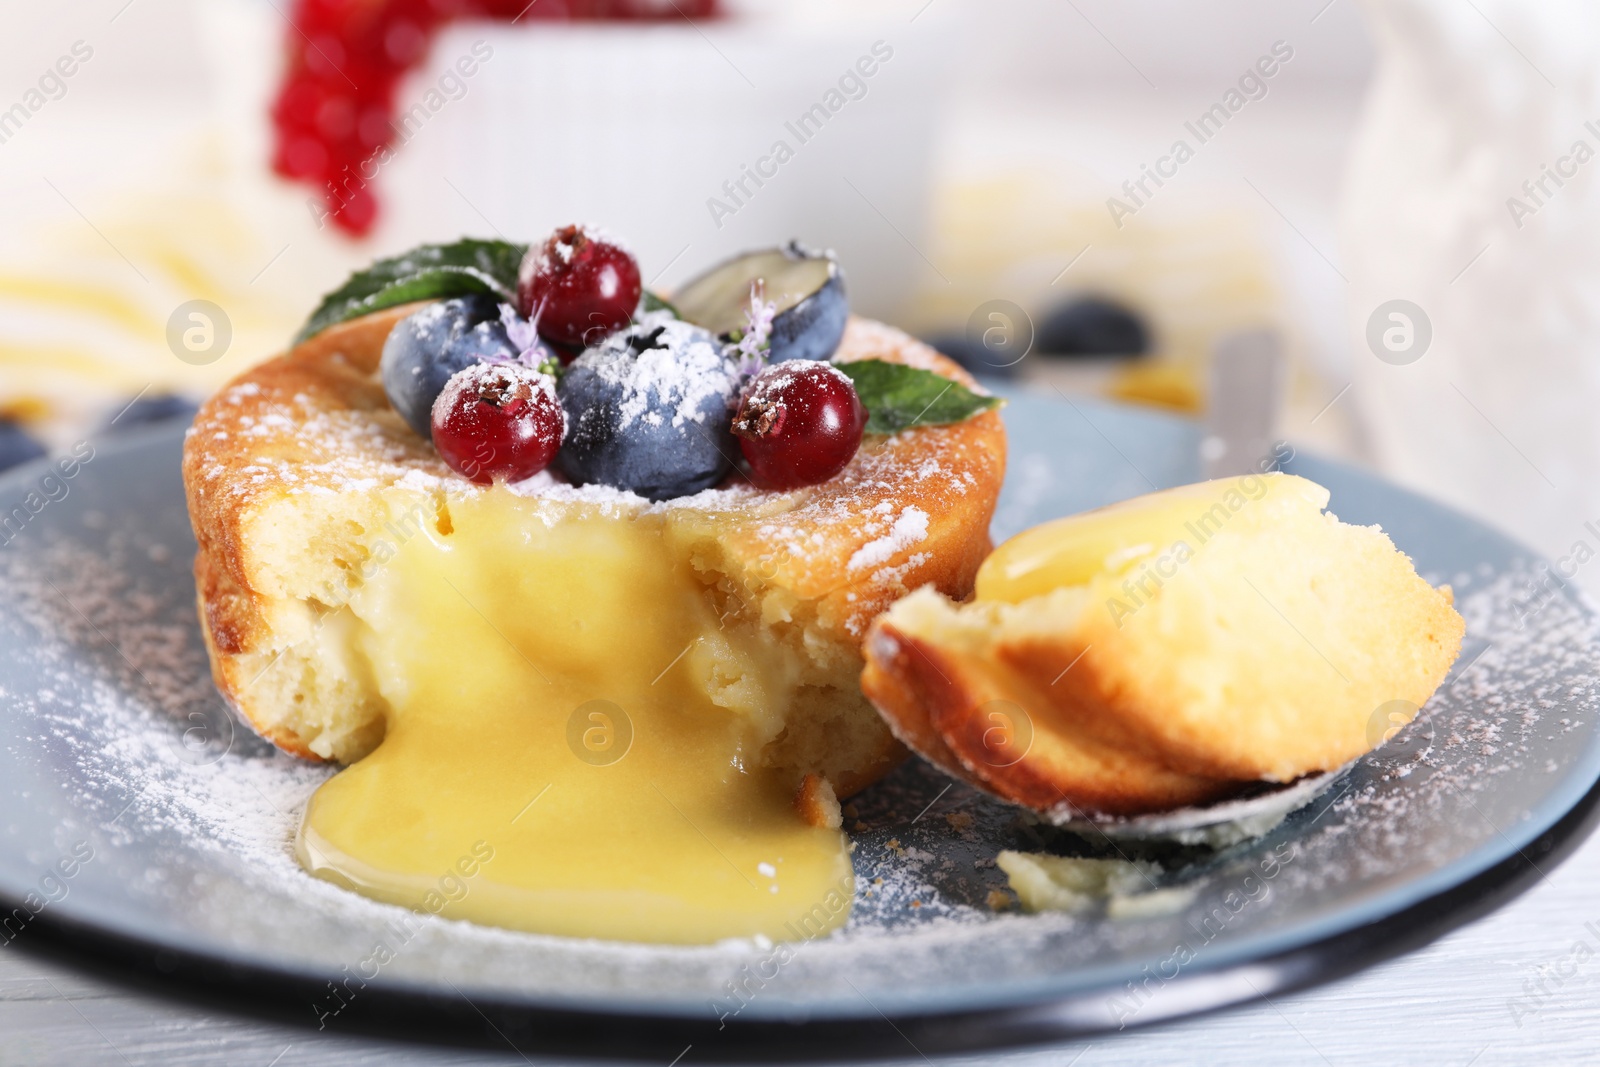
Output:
[[183, 232, 1005, 944], [182, 229, 1477, 939]]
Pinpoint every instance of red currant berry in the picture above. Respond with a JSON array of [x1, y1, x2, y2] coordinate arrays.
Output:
[[732, 362, 866, 490], [516, 225, 642, 351], [431, 362, 565, 485], [330, 183, 378, 235], [281, 134, 331, 179]]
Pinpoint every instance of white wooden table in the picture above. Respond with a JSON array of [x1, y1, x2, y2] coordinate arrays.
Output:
[[5, 825, 1599, 1067]]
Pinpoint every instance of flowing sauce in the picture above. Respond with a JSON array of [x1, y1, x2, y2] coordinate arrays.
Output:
[[296, 492, 852, 944]]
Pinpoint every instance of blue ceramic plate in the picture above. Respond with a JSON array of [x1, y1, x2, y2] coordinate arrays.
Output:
[[1, 392, 1596, 1058]]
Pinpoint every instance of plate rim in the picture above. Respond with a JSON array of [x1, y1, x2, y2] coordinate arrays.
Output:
[[10, 770, 1596, 1060], [2, 405, 1598, 1048]]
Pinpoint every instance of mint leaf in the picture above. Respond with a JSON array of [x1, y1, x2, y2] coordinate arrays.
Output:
[[294, 238, 527, 344], [641, 290, 679, 317], [836, 359, 1003, 434]]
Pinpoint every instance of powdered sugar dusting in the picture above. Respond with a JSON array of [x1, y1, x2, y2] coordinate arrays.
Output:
[[433, 361, 559, 418], [1, 437, 1598, 1013], [186, 315, 1001, 641], [577, 313, 738, 433], [533, 223, 629, 274], [848, 506, 929, 572]]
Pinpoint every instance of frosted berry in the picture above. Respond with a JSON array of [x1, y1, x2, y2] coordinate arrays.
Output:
[[732, 362, 865, 490], [555, 313, 740, 500], [380, 295, 526, 439], [431, 363, 564, 484], [516, 225, 642, 352]]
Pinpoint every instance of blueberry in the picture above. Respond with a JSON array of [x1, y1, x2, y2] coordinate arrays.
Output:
[[556, 313, 741, 500], [922, 333, 1025, 381], [0, 420, 44, 473], [769, 266, 848, 363], [672, 244, 849, 363], [380, 295, 522, 438], [104, 393, 199, 432], [1036, 296, 1150, 358]]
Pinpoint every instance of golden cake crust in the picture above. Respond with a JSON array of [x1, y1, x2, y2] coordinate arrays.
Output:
[[861, 598, 1244, 818], [184, 305, 1006, 785], [861, 491, 1466, 815]]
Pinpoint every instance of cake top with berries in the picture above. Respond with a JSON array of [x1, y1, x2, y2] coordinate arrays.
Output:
[[184, 233, 1007, 639], [186, 307, 1005, 648], [189, 306, 997, 529]]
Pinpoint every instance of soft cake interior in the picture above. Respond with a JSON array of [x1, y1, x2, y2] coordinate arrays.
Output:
[[204, 485, 902, 941], [211, 483, 895, 789]]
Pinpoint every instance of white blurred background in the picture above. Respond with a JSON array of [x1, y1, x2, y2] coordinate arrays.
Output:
[[0, 0, 1373, 397], [5, 0, 1596, 597]]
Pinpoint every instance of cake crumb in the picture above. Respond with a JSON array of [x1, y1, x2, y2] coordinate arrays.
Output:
[[996, 851, 1161, 915], [793, 773, 841, 829]]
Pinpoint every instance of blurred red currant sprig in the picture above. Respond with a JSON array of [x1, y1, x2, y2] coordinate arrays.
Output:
[[270, 0, 719, 237]]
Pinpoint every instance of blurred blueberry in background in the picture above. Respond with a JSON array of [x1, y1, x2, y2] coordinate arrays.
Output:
[[928, 294, 1152, 380], [104, 393, 200, 433], [923, 331, 1026, 381], [0, 419, 47, 473], [1036, 296, 1150, 358]]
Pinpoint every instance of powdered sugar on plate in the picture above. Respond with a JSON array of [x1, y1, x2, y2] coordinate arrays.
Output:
[[2, 423, 1598, 1020]]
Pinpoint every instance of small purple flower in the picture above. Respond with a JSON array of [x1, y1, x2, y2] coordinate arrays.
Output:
[[732, 281, 776, 379], [499, 302, 557, 371]]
